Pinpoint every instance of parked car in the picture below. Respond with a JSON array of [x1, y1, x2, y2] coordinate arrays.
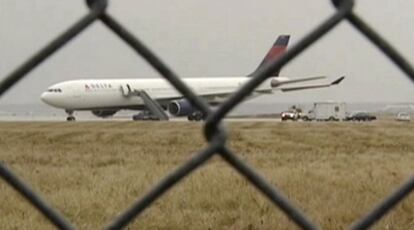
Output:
[[281, 110, 300, 121], [345, 111, 376, 121], [396, 112, 410, 122]]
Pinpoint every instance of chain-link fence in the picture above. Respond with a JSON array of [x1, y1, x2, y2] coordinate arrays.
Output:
[[1, 0, 414, 229]]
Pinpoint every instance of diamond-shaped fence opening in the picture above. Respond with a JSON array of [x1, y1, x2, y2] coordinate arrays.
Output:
[[1, 0, 414, 229]]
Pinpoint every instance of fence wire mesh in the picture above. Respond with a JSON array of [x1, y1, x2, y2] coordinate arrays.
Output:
[[1, 0, 414, 229]]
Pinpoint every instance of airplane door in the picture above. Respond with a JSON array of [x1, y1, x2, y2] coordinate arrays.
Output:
[[120, 84, 132, 96]]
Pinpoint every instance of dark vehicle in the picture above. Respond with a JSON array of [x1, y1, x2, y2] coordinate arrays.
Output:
[[132, 111, 161, 121], [345, 111, 376, 121]]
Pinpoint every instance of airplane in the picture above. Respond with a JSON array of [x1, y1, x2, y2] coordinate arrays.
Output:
[[40, 35, 345, 121]]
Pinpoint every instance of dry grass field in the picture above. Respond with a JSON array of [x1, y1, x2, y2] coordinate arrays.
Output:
[[0, 121, 413, 229]]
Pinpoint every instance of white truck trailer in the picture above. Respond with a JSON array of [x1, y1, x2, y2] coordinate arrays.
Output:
[[302, 102, 346, 121]]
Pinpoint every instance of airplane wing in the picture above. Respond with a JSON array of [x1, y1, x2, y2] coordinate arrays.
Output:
[[270, 76, 327, 87], [280, 76, 345, 92], [153, 76, 345, 101]]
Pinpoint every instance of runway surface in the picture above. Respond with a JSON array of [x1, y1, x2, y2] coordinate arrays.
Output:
[[0, 114, 282, 122]]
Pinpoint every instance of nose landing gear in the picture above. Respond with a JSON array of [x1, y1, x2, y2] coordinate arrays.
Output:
[[65, 110, 76, 121]]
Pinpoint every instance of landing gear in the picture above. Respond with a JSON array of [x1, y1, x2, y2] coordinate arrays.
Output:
[[65, 110, 76, 122], [187, 111, 205, 121]]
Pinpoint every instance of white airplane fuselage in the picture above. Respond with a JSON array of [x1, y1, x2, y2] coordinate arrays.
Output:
[[39, 35, 344, 120], [40, 77, 278, 111]]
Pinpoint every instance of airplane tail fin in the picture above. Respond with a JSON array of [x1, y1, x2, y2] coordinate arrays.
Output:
[[249, 35, 290, 77]]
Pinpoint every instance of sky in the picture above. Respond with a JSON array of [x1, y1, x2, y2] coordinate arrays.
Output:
[[0, 0, 414, 106]]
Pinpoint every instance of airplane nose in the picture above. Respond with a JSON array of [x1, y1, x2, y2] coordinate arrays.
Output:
[[40, 92, 51, 104]]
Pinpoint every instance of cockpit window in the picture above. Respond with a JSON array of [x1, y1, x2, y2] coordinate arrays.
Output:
[[47, 88, 62, 93]]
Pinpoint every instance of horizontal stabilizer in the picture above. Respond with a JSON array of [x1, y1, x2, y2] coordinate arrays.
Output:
[[280, 76, 345, 92]]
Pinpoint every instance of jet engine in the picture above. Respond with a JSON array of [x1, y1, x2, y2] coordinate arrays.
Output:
[[168, 99, 196, 116], [91, 110, 118, 118]]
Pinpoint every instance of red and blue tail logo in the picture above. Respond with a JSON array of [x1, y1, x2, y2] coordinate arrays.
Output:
[[249, 35, 290, 77]]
